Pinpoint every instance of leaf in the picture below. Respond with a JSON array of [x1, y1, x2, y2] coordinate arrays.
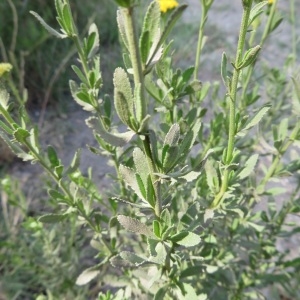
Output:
[[119, 165, 145, 200], [249, 1, 268, 26], [113, 68, 133, 114], [154, 286, 168, 300], [221, 52, 228, 88], [171, 231, 201, 247], [87, 23, 99, 59], [38, 214, 67, 223], [76, 268, 100, 285], [177, 119, 201, 164], [13, 128, 30, 143], [30, 11, 67, 38], [117, 215, 153, 236], [139, 1, 161, 65], [86, 116, 135, 147], [133, 147, 150, 186], [238, 154, 259, 179], [114, 91, 133, 128], [204, 209, 214, 223], [117, 10, 129, 51], [153, 220, 161, 238], [69, 80, 95, 111], [62, 2, 74, 35], [146, 175, 156, 208], [237, 104, 271, 137], [119, 251, 147, 266], [205, 159, 219, 193], [179, 171, 201, 182], [0, 86, 10, 109], [148, 241, 167, 264], [163, 123, 180, 148], [148, 5, 187, 65], [47, 145, 60, 167]]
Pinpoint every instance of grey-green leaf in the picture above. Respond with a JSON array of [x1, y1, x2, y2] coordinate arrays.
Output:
[[86, 116, 135, 147], [30, 11, 67, 38], [38, 213, 67, 223], [237, 104, 271, 137], [117, 215, 153, 236], [238, 154, 259, 180]]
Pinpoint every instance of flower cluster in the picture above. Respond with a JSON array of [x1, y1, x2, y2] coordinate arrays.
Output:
[[158, 0, 179, 13]]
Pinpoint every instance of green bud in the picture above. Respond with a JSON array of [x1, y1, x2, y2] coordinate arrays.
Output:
[[237, 45, 261, 70]]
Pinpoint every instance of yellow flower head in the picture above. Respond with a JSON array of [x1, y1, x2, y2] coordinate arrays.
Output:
[[0, 63, 12, 77], [268, 0, 274, 4], [158, 0, 179, 13]]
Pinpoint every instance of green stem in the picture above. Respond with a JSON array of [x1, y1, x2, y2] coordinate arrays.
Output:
[[211, 0, 253, 208], [194, 4, 207, 80], [241, 0, 277, 107], [122, 7, 161, 216], [258, 119, 300, 191]]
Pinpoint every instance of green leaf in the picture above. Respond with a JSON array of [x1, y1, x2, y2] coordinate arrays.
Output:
[[71, 65, 88, 85], [161, 208, 171, 227], [30, 11, 67, 38], [13, 128, 30, 143], [153, 220, 161, 238], [238, 154, 259, 180], [237, 104, 271, 137], [221, 52, 229, 88], [171, 231, 201, 247], [249, 1, 268, 26], [146, 175, 156, 208], [48, 189, 65, 201], [162, 145, 179, 172], [135, 173, 147, 199], [62, 2, 74, 35], [177, 119, 201, 164], [38, 214, 67, 223], [117, 215, 153, 236], [139, 0, 161, 65], [47, 145, 60, 167], [154, 287, 168, 300], [87, 23, 99, 59], [69, 80, 95, 111], [65, 149, 81, 175]]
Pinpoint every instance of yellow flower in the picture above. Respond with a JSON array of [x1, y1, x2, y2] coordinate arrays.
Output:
[[158, 0, 179, 13], [268, 0, 274, 4], [0, 63, 12, 77]]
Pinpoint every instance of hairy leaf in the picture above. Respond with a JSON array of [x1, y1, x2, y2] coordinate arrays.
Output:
[[117, 215, 153, 236]]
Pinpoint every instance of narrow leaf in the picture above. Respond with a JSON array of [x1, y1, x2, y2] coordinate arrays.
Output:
[[30, 11, 67, 38]]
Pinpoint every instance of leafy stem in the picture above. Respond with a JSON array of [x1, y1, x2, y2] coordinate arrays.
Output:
[[258, 119, 300, 192], [211, 0, 253, 208], [123, 6, 161, 216]]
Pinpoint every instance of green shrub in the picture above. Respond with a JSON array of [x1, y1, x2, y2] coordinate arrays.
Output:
[[1, 0, 300, 299]]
